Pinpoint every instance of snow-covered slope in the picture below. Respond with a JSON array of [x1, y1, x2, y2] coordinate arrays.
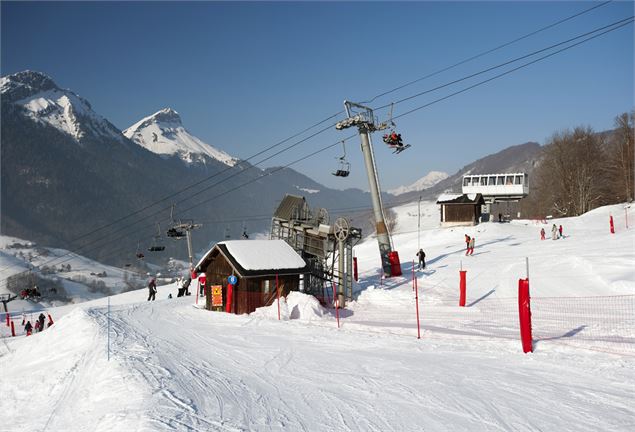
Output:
[[123, 108, 238, 166], [389, 170, 449, 195], [0, 71, 124, 142], [1, 202, 633, 431]]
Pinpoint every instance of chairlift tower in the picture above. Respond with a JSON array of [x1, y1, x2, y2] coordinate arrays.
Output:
[[336, 100, 395, 276]]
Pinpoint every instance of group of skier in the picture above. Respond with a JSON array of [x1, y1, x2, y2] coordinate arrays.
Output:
[[541, 224, 564, 240], [147, 275, 195, 301], [22, 312, 51, 336]]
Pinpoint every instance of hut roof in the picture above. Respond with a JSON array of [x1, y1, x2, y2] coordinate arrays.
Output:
[[194, 239, 308, 277], [272, 194, 310, 221], [436, 193, 485, 205]]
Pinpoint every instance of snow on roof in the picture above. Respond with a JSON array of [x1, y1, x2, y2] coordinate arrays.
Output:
[[196, 240, 306, 272], [436, 193, 462, 202], [437, 193, 479, 203]]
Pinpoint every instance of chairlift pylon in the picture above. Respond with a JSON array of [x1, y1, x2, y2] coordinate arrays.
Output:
[[332, 141, 351, 177]]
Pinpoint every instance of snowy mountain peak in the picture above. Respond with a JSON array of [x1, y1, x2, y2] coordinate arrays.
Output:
[[123, 109, 238, 167], [0, 70, 58, 100], [1, 70, 124, 143], [388, 171, 449, 195]]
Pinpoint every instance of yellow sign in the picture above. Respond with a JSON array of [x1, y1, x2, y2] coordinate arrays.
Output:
[[211, 285, 223, 307]]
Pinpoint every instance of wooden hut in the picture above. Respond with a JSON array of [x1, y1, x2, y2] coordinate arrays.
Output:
[[194, 239, 308, 314], [436, 193, 485, 227]]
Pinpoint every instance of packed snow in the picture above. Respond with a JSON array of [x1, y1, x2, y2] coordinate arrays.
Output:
[[123, 108, 238, 167], [1, 201, 633, 431]]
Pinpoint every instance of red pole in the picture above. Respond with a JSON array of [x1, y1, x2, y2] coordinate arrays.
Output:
[[333, 282, 340, 328], [415, 274, 421, 339], [353, 256, 358, 282], [412, 260, 415, 292], [10, 320, 15, 337], [518, 278, 533, 353], [5, 312, 9, 327], [459, 270, 467, 307], [47, 314, 54, 327], [225, 284, 233, 313], [610, 215, 615, 234], [276, 274, 280, 321]]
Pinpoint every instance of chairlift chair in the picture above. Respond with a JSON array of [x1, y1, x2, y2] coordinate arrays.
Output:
[[148, 222, 166, 251], [167, 204, 187, 239], [135, 241, 145, 260], [332, 141, 351, 177]]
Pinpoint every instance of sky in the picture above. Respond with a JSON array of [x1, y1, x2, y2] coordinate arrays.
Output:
[[2, 1, 633, 191]]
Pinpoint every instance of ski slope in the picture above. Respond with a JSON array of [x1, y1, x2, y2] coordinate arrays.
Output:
[[1, 202, 633, 431]]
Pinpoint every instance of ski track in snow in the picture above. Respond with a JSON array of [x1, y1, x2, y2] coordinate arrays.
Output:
[[1, 202, 634, 431]]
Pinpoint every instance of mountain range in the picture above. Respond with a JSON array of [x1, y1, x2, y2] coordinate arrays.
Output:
[[1, 71, 374, 266], [2, 70, 549, 267]]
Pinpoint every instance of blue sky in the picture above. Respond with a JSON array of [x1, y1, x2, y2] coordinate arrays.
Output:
[[2, 1, 633, 191]]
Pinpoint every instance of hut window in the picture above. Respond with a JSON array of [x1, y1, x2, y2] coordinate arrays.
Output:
[[515, 175, 523, 185], [489, 176, 496, 185], [472, 177, 480, 186], [505, 176, 513, 185], [497, 176, 505, 185], [480, 176, 488, 186], [463, 177, 471, 186], [263, 279, 270, 294]]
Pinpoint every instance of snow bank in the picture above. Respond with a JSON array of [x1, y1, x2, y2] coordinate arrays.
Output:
[[251, 291, 329, 321]]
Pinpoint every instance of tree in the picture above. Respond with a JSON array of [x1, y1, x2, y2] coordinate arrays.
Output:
[[534, 127, 608, 217], [607, 111, 634, 202]]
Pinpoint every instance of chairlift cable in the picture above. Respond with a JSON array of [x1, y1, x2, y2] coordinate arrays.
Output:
[[0, 15, 628, 281]]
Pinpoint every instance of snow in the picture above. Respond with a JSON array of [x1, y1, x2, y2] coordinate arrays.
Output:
[[196, 239, 307, 271], [1, 201, 634, 431], [389, 170, 449, 195], [296, 186, 320, 194], [15, 88, 123, 142], [123, 108, 238, 167]]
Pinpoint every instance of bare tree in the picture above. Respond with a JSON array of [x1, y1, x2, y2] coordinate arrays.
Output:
[[535, 127, 607, 217], [608, 111, 634, 202]]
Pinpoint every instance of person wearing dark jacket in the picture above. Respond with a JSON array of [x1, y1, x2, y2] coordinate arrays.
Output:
[[147, 278, 157, 301], [182, 277, 192, 296], [24, 320, 33, 336], [38, 313, 46, 332], [416, 249, 426, 270]]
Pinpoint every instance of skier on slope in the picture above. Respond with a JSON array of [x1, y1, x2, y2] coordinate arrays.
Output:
[[147, 277, 157, 301], [37, 313, 46, 332], [416, 248, 426, 270], [24, 320, 33, 336]]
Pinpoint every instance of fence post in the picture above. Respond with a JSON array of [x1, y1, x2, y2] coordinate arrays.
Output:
[[333, 282, 340, 328], [107, 297, 110, 362], [10, 320, 15, 337], [610, 215, 615, 234], [276, 274, 280, 321], [459, 270, 467, 307], [518, 278, 533, 353], [415, 274, 421, 339]]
